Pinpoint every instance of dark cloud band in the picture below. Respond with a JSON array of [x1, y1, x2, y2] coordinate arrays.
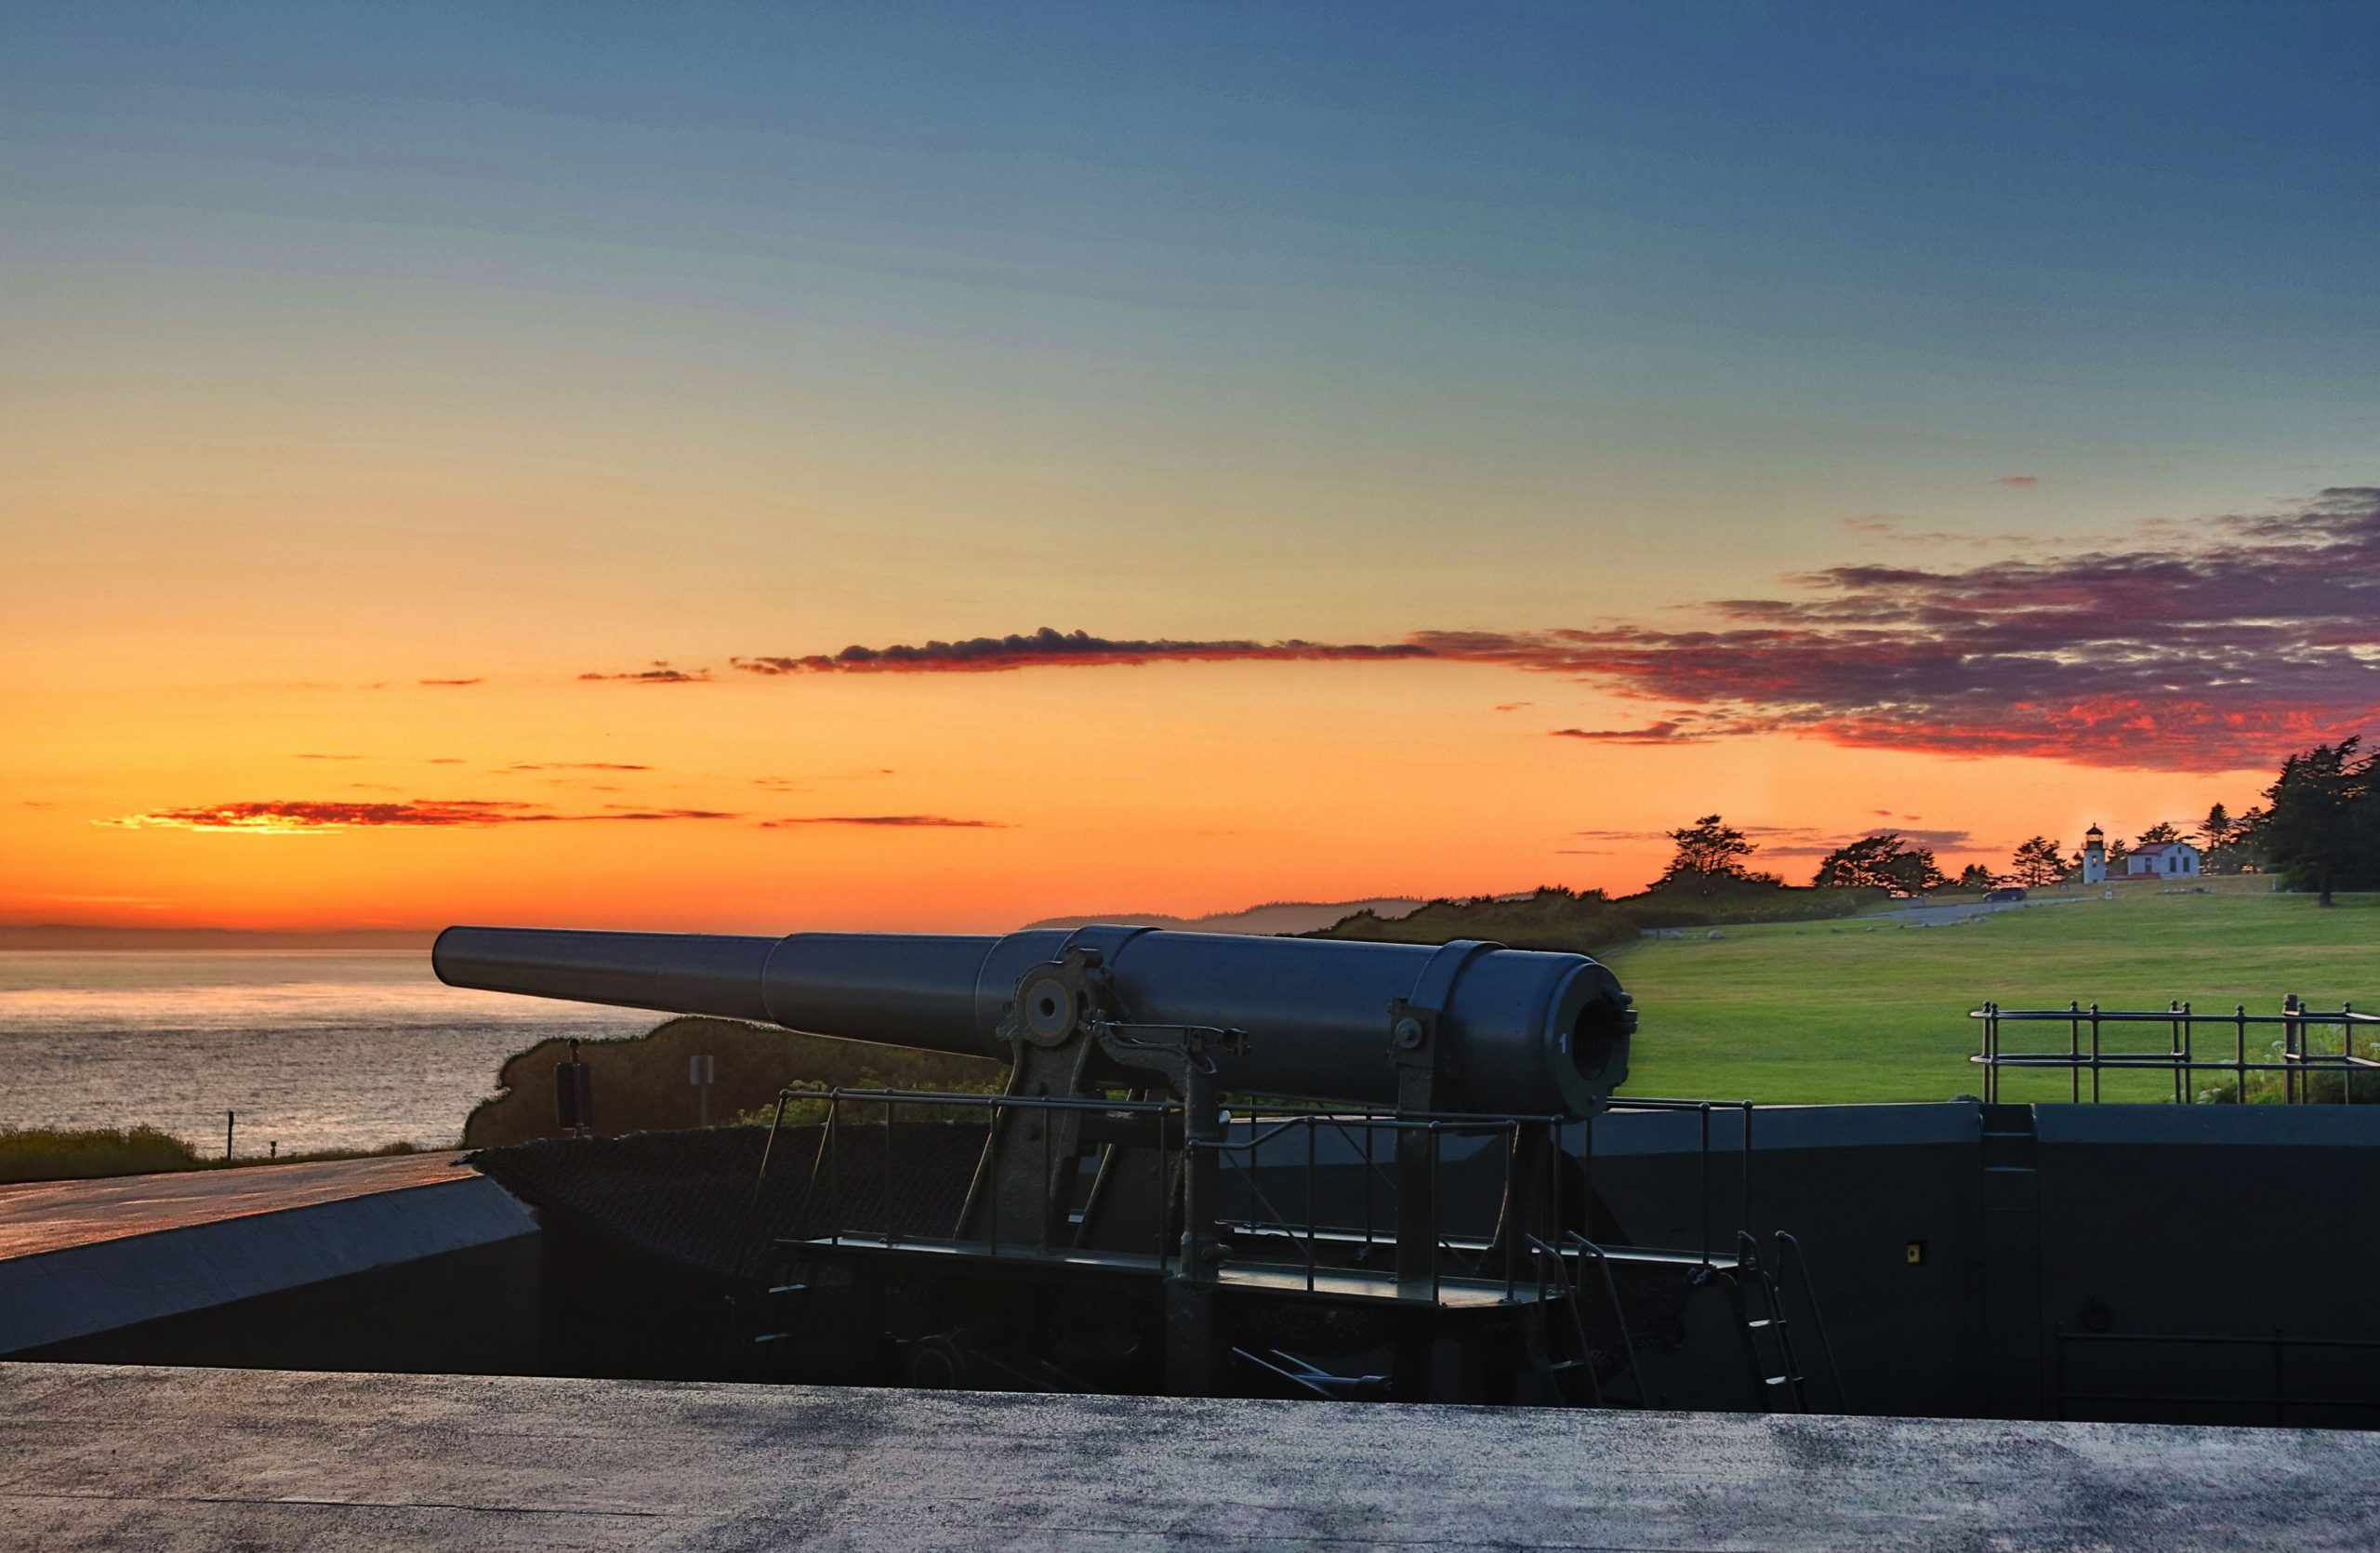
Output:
[[98, 801, 741, 832], [732, 628, 1431, 676]]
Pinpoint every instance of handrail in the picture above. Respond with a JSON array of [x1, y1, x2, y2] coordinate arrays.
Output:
[[1976, 1008, 2377, 1026], [1564, 1232, 1648, 1407], [1772, 1230, 1847, 1412], [1971, 1000, 2373, 1103]]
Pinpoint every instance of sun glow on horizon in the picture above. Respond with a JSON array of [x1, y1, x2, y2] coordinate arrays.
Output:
[[3, 7, 2371, 932]]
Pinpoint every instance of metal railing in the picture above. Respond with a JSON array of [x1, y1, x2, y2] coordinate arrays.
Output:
[[2054, 1328, 2380, 1427], [733, 1086, 1184, 1277], [1204, 1108, 1566, 1302], [739, 1086, 1770, 1303], [1971, 999, 2377, 1104], [1213, 1096, 1763, 1294], [1593, 1098, 1757, 1265]]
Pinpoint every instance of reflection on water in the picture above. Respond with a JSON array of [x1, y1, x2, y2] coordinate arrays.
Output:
[[0, 951, 653, 1154]]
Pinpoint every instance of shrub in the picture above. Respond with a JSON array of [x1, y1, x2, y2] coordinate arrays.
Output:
[[0, 1125, 201, 1184], [463, 1015, 1004, 1147]]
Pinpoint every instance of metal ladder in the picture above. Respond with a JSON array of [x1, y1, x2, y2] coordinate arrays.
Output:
[[1726, 1231, 1845, 1414], [1527, 1234, 1648, 1408], [740, 1250, 811, 1377], [1733, 1235, 1807, 1410]]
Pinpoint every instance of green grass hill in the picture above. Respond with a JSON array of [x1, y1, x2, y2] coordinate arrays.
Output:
[[1309, 882, 1888, 957], [1360, 880, 2378, 1105]]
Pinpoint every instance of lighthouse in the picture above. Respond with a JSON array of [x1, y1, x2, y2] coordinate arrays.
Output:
[[2081, 824, 2108, 885]]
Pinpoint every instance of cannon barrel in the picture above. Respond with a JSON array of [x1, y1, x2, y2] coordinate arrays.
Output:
[[432, 924, 1633, 1115]]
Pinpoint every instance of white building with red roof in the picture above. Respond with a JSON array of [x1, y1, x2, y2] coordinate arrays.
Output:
[[2126, 840, 2202, 879]]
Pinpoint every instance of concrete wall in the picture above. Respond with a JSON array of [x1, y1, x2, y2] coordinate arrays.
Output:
[[1588, 1101, 2380, 1424], [1, 1175, 541, 1375], [24, 1234, 539, 1374]]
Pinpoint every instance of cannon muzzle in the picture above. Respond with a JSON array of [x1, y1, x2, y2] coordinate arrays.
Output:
[[433, 923, 1633, 1115]]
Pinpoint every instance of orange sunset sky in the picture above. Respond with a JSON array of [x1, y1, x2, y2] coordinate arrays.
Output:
[[6, 6, 2374, 934]]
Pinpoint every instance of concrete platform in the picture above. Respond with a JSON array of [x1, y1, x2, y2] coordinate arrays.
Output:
[[5, 1363, 2377, 1550], [0, 1158, 536, 1362], [0, 1152, 480, 1260]]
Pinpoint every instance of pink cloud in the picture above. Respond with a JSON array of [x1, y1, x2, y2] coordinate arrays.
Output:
[[657, 486, 2375, 776]]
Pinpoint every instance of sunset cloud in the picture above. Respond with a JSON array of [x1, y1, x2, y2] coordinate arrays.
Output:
[[1463, 485, 2379, 772], [1752, 827, 1976, 858], [419, 678, 483, 686], [1839, 515, 2042, 549], [497, 763, 652, 773], [731, 627, 1430, 675], [668, 488, 2374, 775], [1995, 475, 2042, 487], [98, 801, 742, 833], [1549, 721, 1721, 745], [578, 662, 711, 684]]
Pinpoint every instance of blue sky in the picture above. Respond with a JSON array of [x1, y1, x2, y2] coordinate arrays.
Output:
[[5, 2, 2375, 925], [10, 3, 2372, 529]]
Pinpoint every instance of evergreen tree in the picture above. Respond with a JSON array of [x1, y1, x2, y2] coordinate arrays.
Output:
[[1812, 833, 1947, 896], [2261, 738, 2378, 906], [1956, 863, 1998, 891], [2200, 803, 2233, 851], [2007, 836, 2069, 887], [2216, 805, 2269, 874], [1657, 815, 1771, 894]]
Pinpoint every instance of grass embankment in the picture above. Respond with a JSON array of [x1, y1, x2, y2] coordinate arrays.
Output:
[[1598, 881, 2380, 1104], [1313, 883, 1887, 956], [461, 1015, 1003, 1147], [0, 1127, 421, 1187]]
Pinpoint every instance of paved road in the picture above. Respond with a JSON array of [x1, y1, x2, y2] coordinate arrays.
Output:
[[6, 1363, 2378, 1550], [1871, 895, 2092, 926]]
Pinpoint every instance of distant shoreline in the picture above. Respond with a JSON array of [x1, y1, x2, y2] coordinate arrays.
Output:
[[0, 926, 438, 951], [2, 895, 1438, 951]]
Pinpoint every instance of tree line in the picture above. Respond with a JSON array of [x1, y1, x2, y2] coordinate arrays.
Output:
[[1654, 736, 2377, 905]]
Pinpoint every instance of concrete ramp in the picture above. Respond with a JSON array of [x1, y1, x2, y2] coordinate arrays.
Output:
[[4, 1362, 2376, 1550]]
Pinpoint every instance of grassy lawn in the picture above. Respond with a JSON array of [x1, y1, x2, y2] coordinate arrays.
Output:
[[0, 1127, 424, 1187], [1610, 881, 2380, 1104]]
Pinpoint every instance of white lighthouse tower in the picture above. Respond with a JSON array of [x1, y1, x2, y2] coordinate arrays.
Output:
[[2081, 824, 2108, 885]]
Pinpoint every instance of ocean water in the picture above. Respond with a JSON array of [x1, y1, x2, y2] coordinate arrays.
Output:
[[0, 951, 654, 1154]]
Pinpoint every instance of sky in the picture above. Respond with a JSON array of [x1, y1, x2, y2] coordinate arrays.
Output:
[[3, 2, 2374, 932]]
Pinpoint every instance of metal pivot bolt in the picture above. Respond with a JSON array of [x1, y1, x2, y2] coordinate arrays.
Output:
[[1393, 1016, 1427, 1051]]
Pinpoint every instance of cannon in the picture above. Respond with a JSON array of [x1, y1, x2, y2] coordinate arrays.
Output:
[[439, 922, 1646, 1401], [432, 923, 1634, 1116]]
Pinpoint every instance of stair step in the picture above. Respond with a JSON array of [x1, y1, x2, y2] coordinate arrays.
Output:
[[767, 1283, 808, 1296]]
